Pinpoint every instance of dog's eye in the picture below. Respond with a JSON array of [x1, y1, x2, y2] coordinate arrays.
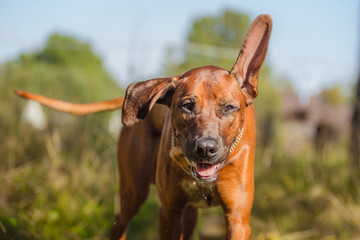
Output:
[[182, 102, 195, 112], [226, 105, 235, 111], [223, 105, 237, 114]]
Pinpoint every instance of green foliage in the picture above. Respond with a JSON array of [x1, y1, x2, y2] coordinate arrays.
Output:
[[1, 34, 122, 103], [0, 124, 118, 240], [320, 85, 347, 105], [37, 34, 101, 67], [252, 142, 360, 239], [189, 10, 249, 47], [165, 10, 250, 74], [0, 34, 123, 239]]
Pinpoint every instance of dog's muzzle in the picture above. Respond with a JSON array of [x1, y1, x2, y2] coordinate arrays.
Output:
[[171, 127, 244, 182]]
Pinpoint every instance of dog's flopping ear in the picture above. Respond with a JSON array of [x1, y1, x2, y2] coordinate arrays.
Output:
[[122, 76, 180, 127], [230, 14, 272, 105]]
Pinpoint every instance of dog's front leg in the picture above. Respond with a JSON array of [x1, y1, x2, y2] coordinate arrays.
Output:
[[217, 177, 254, 240], [216, 151, 255, 239], [156, 154, 190, 239], [158, 205, 185, 240], [223, 209, 252, 240]]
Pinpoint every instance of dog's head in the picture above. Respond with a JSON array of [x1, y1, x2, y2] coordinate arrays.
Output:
[[122, 15, 272, 182]]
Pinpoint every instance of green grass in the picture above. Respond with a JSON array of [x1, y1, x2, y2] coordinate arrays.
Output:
[[0, 115, 118, 240], [1, 116, 360, 239], [251, 140, 360, 239]]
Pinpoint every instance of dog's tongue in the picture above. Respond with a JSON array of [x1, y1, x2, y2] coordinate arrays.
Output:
[[195, 163, 217, 177]]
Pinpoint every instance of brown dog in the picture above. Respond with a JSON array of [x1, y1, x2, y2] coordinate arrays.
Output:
[[16, 14, 272, 240]]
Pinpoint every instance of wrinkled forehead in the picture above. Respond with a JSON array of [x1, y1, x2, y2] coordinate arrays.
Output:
[[175, 66, 242, 101]]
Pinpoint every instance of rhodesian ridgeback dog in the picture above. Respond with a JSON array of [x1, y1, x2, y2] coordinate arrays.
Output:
[[16, 14, 272, 240]]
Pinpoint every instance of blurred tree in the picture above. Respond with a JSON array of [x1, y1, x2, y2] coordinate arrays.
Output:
[[165, 10, 250, 74], [320, 85, 346, 106], [1, 34, 122, 104], [37, 34, 101, 67]]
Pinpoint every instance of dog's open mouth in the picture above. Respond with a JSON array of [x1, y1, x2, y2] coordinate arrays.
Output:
[[187, 160, 226, 182], [196, 163, 221, 177]]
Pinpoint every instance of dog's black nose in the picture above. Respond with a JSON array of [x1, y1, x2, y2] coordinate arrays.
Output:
[[195, 138, 219, 159]]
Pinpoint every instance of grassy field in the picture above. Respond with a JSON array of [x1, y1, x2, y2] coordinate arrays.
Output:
[[1, 113, 359, 239]]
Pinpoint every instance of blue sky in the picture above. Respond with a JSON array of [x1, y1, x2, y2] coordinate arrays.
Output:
[[0, 0, 358, 99]]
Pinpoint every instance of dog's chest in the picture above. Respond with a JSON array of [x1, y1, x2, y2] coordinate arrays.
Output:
[[180, 179, 220, 208]]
